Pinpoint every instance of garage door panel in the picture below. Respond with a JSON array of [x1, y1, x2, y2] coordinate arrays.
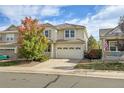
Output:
[[56, 44, 84, 59], [0, 48, 16, 58]]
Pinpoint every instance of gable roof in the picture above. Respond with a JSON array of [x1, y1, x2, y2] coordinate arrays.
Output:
[[4, 23, 86, 31], [99, 25, 124, 38], [56, 23, 85, 30], [99, 28, 113, 37], [4, 25, 18, 31], [42, 23, 55, 27], [105, 26, 123, 36], [42, 23, 57, 29]]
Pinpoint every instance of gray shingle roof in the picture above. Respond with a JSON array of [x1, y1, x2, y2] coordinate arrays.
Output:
[[99, 28, 113, 37], [3, 23, 86, 32]]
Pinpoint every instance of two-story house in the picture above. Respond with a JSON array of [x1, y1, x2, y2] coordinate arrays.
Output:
[[0, 23, 88, 59], [0, 25, 18, 58]]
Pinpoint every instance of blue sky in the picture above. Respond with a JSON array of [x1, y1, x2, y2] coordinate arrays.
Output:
[[0, 5, 124, 40]]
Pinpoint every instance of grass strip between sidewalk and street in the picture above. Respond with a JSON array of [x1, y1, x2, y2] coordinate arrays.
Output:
[[74, 62, 124, 71], [0, 61, 19, 66]]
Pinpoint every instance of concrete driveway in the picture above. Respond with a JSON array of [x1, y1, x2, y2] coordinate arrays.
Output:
[[33, 59, 80, 71], [0, 59, 80, 74]]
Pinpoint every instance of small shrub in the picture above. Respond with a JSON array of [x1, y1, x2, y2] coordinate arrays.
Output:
[[34, 55, 49, 62], [84, 49, 102, 59]]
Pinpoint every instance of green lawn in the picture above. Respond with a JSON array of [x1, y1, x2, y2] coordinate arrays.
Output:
[[74, 62, 124, 71], [0, 61, 19, 66]]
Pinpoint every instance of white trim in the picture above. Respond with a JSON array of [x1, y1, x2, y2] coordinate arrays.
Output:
[[44, 29, 52, 38], [0, 47, 16, 53], [51, 43, 54, 58], [0, 47, 15, 49]]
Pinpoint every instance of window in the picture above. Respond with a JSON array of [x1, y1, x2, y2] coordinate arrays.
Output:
[[63, 47, 68, 49], [65, 30, 75, 38], [7, 37, 9, 41], [11, 37, 13, 40], [70, 30, 75, 37], [65, 30, 69, 38], [109, 41, 117, 51], [69, 47, 74, 49], [57, 47, 62, 49], [44, 30, 49, 37], [76, 47, 81, 50], [6, 34, 14, 41]]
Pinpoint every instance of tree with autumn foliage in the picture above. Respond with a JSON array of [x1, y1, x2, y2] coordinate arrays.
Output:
[[18, 17, 48, 61], [88, 35, 99, 51]]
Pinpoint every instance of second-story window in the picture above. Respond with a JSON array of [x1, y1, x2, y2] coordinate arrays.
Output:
[[45, 30, 49, 37], [6, 34, 14, 41], [65, 30, 69, 38], [70, 30, 75, 37], [65, 30, 75, 38]]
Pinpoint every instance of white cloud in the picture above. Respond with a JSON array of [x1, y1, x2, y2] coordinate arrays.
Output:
[[44, 19, 64, 25], [40, 6, 61, 16], [91, 6, 124, 20], [65, 19, 80, 24], [0, 5, 62, 25], [62, 6, 124, 40]]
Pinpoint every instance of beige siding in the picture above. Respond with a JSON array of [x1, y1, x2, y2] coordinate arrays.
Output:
[[75, 30, 84, 40], [57, 30, 64, 40], [1, 34, 6, 42]]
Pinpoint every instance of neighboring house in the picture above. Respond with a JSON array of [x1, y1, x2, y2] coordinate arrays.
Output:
[[0, 23, 88, 59], [99, 25, 124, 61], [0, 25, 18, 58]]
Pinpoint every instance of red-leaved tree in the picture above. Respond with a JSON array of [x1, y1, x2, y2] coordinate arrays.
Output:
[[18, 17, 48, 61]]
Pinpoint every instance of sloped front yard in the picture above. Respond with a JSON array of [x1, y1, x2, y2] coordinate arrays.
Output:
[[75, 60, 124, 71]]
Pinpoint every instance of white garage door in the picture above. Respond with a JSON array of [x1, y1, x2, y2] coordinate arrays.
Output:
[[56, 44, 84, 59], [0, 48, 16, 58]]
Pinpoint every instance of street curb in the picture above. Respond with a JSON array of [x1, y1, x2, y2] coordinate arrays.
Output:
[[0, 68, 124, 80]]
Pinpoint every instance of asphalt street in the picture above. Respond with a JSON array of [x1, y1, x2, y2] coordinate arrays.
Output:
[[0, 72, 124, 88]]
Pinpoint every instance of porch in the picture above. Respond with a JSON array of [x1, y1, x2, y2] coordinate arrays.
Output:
[[44, 43, 54, 58], [103, 39, 124, 61], [104, 51, 124, 61]]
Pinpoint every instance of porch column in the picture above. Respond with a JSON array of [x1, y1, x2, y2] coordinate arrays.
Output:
[[51, 43, 54, 58], [102, 39, 105, 61], [14, 47, 17, 53]]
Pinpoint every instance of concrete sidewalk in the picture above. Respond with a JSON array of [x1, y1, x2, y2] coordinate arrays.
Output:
[[0, 65, 124, 80]]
